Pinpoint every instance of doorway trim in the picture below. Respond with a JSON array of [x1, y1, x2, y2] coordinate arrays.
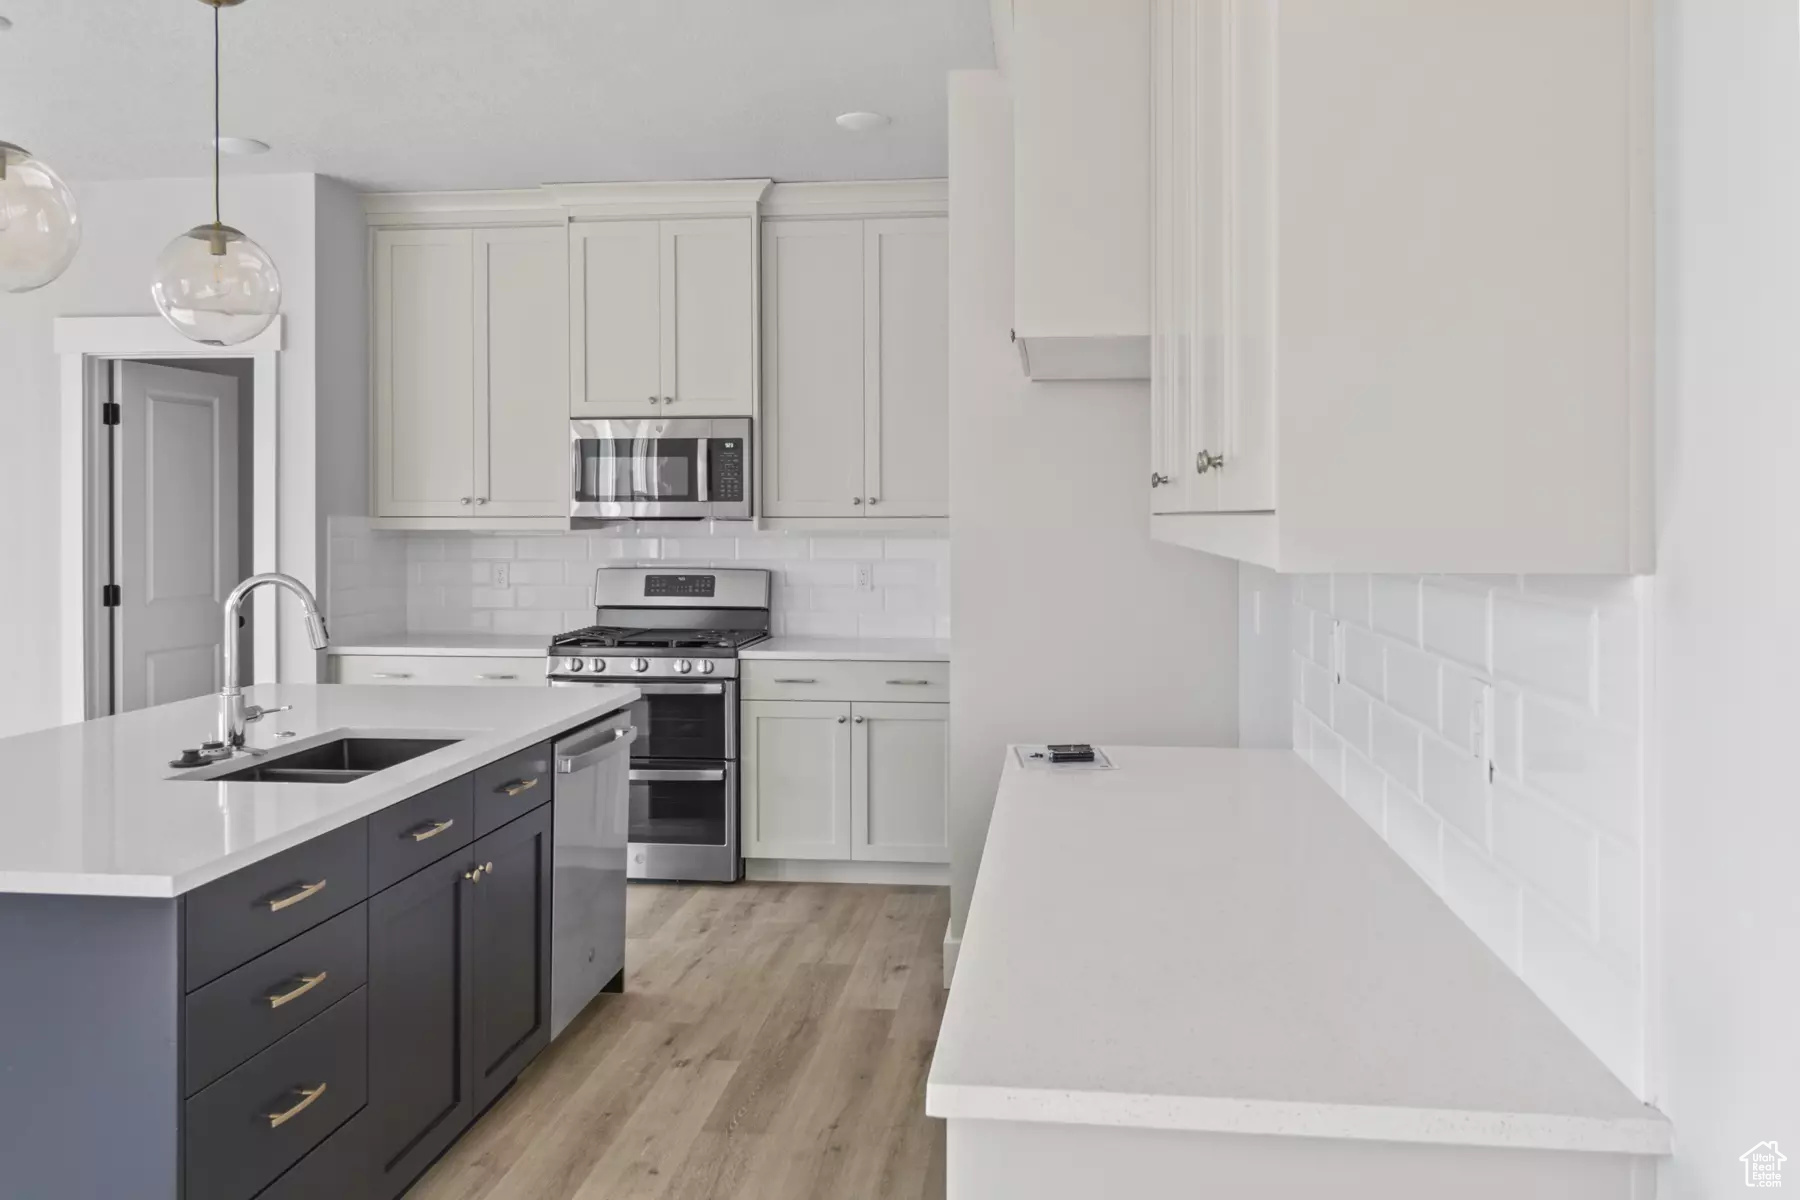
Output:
[[55, 316, 284, 724]]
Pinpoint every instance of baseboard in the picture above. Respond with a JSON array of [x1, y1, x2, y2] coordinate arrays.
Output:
[[745, 858, 951, 887], [943, 929, 961, 988]]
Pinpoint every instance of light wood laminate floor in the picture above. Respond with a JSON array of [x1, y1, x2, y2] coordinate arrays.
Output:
[[409, 882, 950, 1200]]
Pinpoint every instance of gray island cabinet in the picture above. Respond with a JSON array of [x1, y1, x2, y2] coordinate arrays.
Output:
[[0, 683, 637, 1200]]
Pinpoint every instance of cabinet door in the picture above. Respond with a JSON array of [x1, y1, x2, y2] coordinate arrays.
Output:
[[1149, 0, 1191, 516], [468, 803, 552, 1113], [570, 220, 663, 418], [850, 703, 949, 864], [1217, 0, 1278, 512], [864, 219, 950, 518], [742, 700, 852, 860], [373, 228, 476, 516], [476, 226, 570, 516], [366, 847, 475, 1200], [761, 220, 867, 517], [661, 218, 755, 415]]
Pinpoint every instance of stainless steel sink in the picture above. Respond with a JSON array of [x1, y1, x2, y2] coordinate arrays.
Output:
[[209, 737, 458, 784]]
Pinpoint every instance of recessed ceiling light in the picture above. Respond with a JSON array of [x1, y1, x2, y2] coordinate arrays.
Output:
[[212, 136, 271, 156], [835, 111, 891, 133]]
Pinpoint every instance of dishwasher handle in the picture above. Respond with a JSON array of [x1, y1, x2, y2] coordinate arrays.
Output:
[[555, 725, 637, 774]]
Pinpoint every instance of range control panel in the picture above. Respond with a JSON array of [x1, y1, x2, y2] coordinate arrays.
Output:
[[711, 439, 746, 502], [644, 574, 716, 598]]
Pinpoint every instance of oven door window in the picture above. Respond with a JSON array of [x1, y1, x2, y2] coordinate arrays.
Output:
[[629, 764, 727, 847], [574, 438, 702, 504], [630, 690, 729, 760]]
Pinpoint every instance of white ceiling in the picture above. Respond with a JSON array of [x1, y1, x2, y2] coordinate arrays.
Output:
[[0, 0, 993, 192]]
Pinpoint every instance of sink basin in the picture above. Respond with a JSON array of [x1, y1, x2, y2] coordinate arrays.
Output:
[[210, 737, 458, 784]]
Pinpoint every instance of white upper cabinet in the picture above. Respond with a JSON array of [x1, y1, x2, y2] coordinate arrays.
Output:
[[569, 209, 759, 420], [1011, 0, 1151, 381], [373, 223, 569, 521], [760, 189, 948, 524], [1150, 0, 1653, 575]]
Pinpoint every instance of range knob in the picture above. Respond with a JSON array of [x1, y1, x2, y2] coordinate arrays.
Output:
[[699, 660, 717, 675], [632, 658, 651, 673], [590, 658, 607, 673], [565, 657, 586, 674], [673, 659, 693, 674]]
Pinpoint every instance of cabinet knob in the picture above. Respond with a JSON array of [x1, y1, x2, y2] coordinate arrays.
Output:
[[868, 497, 880, 506], [475, 497, 488, 506], [837, 715, 848, 724], [663, 396, 675, 404], [648, 395, 660, 406], [1150, 472, 1169, 488], [464, 866, 484, 883], [852, 497, 864, 506], [1196, 451, 1226, 475], [854, 715, 866, 724], [459, 496, 472, 505]]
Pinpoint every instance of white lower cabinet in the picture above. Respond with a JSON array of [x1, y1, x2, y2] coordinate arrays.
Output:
[[742, 674, 949, 866]]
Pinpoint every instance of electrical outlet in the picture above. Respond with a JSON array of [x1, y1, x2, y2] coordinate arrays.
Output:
[[493, 563, 511, 589], [855, 564, 874, 592]]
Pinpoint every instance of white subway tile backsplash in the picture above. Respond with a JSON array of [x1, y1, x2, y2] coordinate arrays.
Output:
[[811, 538, 888, 560], [1310, 612, 1336, 670], [1421, 736, 1488, 846], [1385, 644, 1440, 727], [590, 537, 662, 560], [1492, 592, 1593, 707], [659, 537, 740, 560], [1491, 779, 1594, 926], [1370, 575, 1422, 643], [469, 539, 516, 561], [1291, 571, 1648, 1098], [857, 613, 937, 639], [515, 585, 592, 611], [884, 537, 949, 562], [784, 612, 860, 637]]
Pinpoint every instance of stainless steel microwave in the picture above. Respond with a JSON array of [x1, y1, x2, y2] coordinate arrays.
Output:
[[569, 418, 752, 523]]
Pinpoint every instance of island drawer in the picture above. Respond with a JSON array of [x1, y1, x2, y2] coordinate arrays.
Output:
[[741, 659, 949, 702], [368, 776, 476, 891], [185, 986, 369, 1200], [186, 903, 369, 1096], [255, 1108, 370, 1200], [186, 820, 370, 989], [330, 654, 548, 687], [473, 739, 555, 836]]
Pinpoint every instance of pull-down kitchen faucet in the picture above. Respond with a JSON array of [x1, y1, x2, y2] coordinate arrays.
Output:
[[216, 573, 329, 749]]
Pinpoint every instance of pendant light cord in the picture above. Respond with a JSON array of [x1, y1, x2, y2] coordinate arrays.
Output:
[[212, 1, 221, 228]]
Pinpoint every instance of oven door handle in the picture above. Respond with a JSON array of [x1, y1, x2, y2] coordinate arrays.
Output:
[[634, 682, 727, 696], [556, 726, 638, 774], [630, 767, 728, 783]]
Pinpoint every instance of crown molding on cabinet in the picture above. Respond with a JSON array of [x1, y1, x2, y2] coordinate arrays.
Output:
[[761, 180, 948, 219], [545, 178, 772, 220], [362, 189, 565, 228]]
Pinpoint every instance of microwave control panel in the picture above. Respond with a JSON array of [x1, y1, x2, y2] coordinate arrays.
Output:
[[711, 439, 746, 503]]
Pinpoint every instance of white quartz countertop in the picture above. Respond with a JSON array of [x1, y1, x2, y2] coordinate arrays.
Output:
[[326, 634, 550, 658], [741, 637, 950, 662], [926, 746, 1671, 1156], [0, 683, 637, 899]]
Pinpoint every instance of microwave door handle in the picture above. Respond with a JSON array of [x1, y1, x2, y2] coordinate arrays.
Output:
[[697, 435, 711, 504]]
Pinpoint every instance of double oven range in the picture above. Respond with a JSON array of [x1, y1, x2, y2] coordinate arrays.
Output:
[[547, 567, 770, 883]]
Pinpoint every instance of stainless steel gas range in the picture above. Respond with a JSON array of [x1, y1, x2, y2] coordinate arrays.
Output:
[[546, 567, 770, 883]]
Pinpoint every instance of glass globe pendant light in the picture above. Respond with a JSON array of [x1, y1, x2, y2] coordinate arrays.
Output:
[[0, 141, 81, 293], [151, 0, 280, 346]]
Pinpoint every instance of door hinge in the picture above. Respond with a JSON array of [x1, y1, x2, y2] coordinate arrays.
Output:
[[101, 584, 121, 608], [101, 402, 121, 426]]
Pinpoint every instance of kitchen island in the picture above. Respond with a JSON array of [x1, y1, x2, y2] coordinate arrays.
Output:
[[0, 682, 637, 1200], [928, 746, 1671, 1199]]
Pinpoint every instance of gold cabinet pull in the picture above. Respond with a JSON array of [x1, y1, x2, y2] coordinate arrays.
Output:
[[885, 679, 934, 686], [266, 1083, 327, 1129], [265, 972, 328, 1010], [407, 819, 455, 842], [501, 777, 539, 798], [266, 879, 327, 913]]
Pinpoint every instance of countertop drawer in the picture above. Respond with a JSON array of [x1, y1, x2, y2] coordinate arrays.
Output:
[[741, 659, 949, 703], [186, 987, 369, 1200], [186, 903, 369, 1095], [368, 776, 476, 892], [473, 739, 555, 836], [186, 820, 369, 989], [331, 654, 548, 687]]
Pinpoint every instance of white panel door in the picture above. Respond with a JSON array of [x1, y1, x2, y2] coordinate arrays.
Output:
[[570, 220, 663, 418], [850, 702, 949, 864], [661, 218, 755, 415], [475, 226, 570, 516], [864, 218, 950, 518], [113, 362, 239, 711], [374, 228, 476, 516], [761, 220, 867, 518], [742, 700, 853, 860], [1149, 0, 1192, 516], [1186, 0, 1229, 513]]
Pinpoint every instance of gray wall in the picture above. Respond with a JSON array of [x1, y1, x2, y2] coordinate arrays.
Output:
[[945, 69, 1240, 943]]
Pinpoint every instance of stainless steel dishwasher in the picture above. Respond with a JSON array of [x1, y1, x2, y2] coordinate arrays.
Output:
[[550, 711, 636, 1038]]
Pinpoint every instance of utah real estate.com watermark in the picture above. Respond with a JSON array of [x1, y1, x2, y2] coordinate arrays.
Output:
[[1742, 1141, 1786, 1187]]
